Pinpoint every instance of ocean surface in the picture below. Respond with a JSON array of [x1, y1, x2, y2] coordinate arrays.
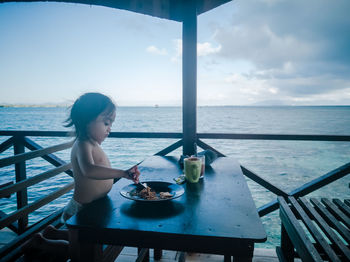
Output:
[[1, 106, 350, 248]]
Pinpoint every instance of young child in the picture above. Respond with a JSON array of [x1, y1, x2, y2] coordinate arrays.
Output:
[[22, 92, 140, 261]]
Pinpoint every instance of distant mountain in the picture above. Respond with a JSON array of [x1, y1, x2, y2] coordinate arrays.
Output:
[[0, 102, 70, 108]]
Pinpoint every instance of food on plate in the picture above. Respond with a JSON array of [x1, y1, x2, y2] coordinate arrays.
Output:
[[139, 187, 157, 200], [129, 185, 174, 200], [159, 192, 173, 199]]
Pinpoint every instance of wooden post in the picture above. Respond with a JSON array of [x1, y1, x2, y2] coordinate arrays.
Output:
[[69, 228, 103, 262], [13, 135, 28, 233], [280, 223, 294, 262], [182, 0, 197, 156]]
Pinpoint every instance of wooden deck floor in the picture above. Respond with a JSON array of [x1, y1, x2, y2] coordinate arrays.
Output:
[[1, 229, 279, 261], [116, 247, 279, 262]]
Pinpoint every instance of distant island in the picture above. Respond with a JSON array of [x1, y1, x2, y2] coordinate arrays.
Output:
[[0, 103, 70, 108]]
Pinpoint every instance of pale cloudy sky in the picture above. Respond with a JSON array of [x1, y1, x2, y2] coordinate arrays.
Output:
[[0, 0, 349, 106]]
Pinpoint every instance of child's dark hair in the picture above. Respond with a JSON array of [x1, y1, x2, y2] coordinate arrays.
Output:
[[65, 93, 116, 139]]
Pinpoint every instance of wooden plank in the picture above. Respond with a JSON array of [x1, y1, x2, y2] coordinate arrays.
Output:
[[310, 198, 350, 243], [109, 132, 182, 139], [136, 248, 149, 262], [69, 228, 103, 262], [289, 197, 340, 262], [333, 199, 350, 217], [0, 182, 13, 198], [280, 224, 294, 262], [102, 245, 124, 262], [24, 137, 73, 177], [322, 198, 350, 229], [0, 130, 184, 139], [289, 162, 350, 198], [154, 248, 162, 260], [0, 140, 74, 168], [241, 166, 289, 197], [0, 211, 18, 233], [345, 199, 350, 207], [275, 246, 288, 262], [0, 182, 73, 229], [1, 130, 350, 141], [0, 208, 64, 261], [0, 163, 71, 198], [0, 130, 73, 137], [278, 197, 322, 261], [259, 162, 350, 217], [299, 197, 350, 260], [197, 133, 350, 142], [13, 135, 28, 233], [0, 137, 13, 153], [196, 139, 225, 157], [178, 252, 186, 262], [0, 0, 234, 22], [155, 139, 183, 156], [258, 199, 279, 217]]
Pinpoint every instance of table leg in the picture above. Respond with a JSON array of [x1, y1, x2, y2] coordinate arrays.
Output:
[[231, 256, 252, 262], [178, 252, 186, 262], [69, 228, 103, 262], [154, 248, 162, 260], [231, 242, 254, 262], [137, 247, 149, 262]]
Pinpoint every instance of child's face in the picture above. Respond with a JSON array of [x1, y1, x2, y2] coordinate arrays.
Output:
[[87, 109, 116, 144]]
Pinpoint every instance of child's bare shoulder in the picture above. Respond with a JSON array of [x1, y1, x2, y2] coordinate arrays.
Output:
[[72, 139, 95, 153]]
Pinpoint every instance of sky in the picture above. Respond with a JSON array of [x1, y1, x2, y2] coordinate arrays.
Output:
[[0, 0, 350, 106]]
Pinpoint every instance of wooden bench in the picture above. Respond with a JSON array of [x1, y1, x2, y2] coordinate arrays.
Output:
[[276, 196, 350, 262], [0, 203, 151, 262], [0, 208, 127, 262]]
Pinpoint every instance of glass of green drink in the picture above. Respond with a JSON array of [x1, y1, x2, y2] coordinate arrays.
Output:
[[184, 157, 201, 183]]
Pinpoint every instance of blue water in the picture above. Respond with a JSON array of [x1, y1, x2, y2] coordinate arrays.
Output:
[[1, 106, 350, 248]]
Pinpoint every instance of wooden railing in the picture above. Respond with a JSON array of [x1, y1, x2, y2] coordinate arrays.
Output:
[[0, 130, 350, 261]]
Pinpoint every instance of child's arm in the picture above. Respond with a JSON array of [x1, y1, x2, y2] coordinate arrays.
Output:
[[76, 142, 140, 182]]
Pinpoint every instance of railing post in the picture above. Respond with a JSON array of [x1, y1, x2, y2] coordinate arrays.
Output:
[[182, 0, 197, 156], [13, 135, 28, 233]]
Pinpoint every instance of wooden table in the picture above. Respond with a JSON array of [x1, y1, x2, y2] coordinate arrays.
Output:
[[66, 156, 266, 261]]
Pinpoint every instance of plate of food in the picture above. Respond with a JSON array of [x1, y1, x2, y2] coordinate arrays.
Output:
[[120, 181, 184, 202]]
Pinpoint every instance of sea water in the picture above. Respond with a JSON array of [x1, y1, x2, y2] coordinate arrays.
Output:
[[0, 106, 349, 248]]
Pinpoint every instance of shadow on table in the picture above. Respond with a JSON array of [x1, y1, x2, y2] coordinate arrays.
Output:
[[120, 201, 184, 218]]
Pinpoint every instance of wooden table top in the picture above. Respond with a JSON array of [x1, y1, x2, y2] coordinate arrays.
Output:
[[66, 156, 266, 254]]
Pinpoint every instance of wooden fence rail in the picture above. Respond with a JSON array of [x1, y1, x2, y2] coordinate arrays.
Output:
[[0, 130, 349, 261], [0, 141, 73, 168], [0, 182, 74, 230], [0, 163, 72, 198]]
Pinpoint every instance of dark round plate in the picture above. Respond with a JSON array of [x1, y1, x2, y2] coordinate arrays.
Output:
[[120, 181, 184, 202]]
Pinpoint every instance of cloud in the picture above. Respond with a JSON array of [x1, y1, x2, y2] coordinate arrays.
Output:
[[216, 24, 317, 68], [171, 39, 182, 62], [171, 39, 221, 62], [207, 0, 350, 103], [225, 73, 277, 96], [146, 45, 168, 55], [197, 42, 221, 56]]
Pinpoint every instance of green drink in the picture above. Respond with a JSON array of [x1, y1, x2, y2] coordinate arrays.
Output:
[[184, 157, 201, 183]]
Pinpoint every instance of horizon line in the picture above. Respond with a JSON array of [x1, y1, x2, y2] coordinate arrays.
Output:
[[1, 104, 350, 108]]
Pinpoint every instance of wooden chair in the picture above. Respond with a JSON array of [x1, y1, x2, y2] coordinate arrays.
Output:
[[276, 196, 350, 262]]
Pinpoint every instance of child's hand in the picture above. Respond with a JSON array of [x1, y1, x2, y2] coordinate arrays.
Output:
[[125, 165, 140, 183]]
